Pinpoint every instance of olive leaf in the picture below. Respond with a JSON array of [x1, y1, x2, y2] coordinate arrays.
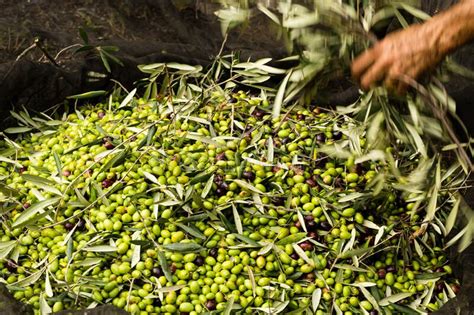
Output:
[[162, 243, 203, 253], [276, 232, 307, 246], [82, 245, 117, 252], [175, 223, 206, 240], [67, 90, 107, 100], [0, 240, 17, 260], [201, 174, 214, 199], [12, 197, 61, 229], [22, 174, 63, 196], [231, 204, 243, 235], [45, 271, 53, 298], [379, 292, 414, 307], [158, 251, 173, 283], [118, 88, 137, 108], [312, 288, 322, 313]]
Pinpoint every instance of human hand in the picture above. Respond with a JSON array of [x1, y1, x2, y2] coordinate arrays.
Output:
[[351, 23, 445, 94]]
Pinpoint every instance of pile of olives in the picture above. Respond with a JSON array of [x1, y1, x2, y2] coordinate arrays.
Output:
[[0, 90, 459, 314]]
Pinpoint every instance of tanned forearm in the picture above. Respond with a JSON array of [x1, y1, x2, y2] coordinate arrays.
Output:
[[351, 0, 474, 93], [431, 0, 474, 57]]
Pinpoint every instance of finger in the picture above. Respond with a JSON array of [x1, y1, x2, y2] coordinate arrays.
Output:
[[384, 77, 397, 94], [351, 45, 380, 80], [395, 81, 409, 95], [360, 59, 388, 90]]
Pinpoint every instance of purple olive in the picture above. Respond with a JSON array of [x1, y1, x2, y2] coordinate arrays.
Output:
[[213, 174, 224, 185], [354, 164, 364, 175], [102, 178, 115, 188], [209, 248, 218, 258], [272, 197, 285, 206], [333, 131, 343, 140], [98, 112, 106, 119], [253, 109, 265, 119], [308, 231, 318, 240], [194, 256, 204, 267], [77, 218, 86, 231], [319, 222, 332, 231], [377, 269, 387, 279], [205, 299, 217, 311], [316, 134, 326, 143], [104, 142, 114, 150], [64, 222, 75, 231], [290, 253, 299, 260], [242, 171, 255, 181], [6, 260, 17, 272], [386, 265, 396, 273], [153, 267, 163, 277], [216, 188, 226, 196], [215, 152, 226, 161]]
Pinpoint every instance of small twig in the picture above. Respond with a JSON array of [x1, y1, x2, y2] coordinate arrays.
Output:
[[34, 38, 60, 67], [54, 43, 82, 60]]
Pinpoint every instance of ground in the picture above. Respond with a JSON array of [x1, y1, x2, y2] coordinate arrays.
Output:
[[0, 0, 285, 124]]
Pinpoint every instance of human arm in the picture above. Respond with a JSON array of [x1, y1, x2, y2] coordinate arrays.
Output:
[[351, 0, 474, 94]]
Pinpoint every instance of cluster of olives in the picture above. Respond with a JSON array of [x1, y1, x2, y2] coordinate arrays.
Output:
[[0, 90, 459, 314]]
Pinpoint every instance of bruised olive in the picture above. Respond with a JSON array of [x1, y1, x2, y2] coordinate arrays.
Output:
[[306, 178, 317, 187], [299, 242, 313, 251]]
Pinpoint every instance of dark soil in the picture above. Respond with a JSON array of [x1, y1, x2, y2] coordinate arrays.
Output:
[[0, 0, 287, 125]]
